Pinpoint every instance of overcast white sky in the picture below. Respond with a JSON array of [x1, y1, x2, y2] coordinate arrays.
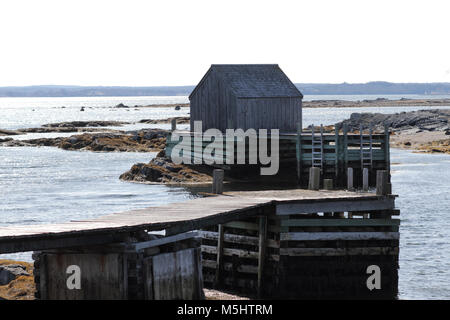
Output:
[[0, 0, 449, 86]]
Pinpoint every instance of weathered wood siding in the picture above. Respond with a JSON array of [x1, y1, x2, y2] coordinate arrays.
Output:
[[41, 253, 126, 300], [236, 97, 302, 132], [189, 73, 236, 133]]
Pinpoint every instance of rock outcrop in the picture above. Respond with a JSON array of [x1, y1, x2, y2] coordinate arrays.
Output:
[[0, 129, 21, 136], [138, 116, 190, 124], [337, 109, 449, 132], [1, 129, 169, 152], [0, 265, 30, 285], [120, 157, 212, 184], [42, 120, 129, 128], [0, 260, 35, 300], [335, 109, 450, 154]]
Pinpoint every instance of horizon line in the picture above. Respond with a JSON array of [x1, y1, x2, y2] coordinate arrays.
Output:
[[1, 81, 450, 88]]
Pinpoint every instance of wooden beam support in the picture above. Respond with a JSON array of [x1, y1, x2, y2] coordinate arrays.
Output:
[[280, 232, 399, 241], [0, 232, 131, 254], [323, 179, 333, 190], [280, 218, 400, 227], [308, 167, 320, 190], [257, 216, 267, 298], [347, 167, 354, 191], [376, 170, 389, 195], [363, 167, 369, 191], [214, 224, 225, 288], [296, 122, 302, 185]]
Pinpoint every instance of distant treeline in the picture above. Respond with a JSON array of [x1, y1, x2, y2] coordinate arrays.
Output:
[[297, 82, 450, 95], [0, 82, 449, 97]]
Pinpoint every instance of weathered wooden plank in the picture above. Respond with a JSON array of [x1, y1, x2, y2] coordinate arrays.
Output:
[[280, 218, 400, 227], [152, 252, 177, 299], [202, 259, 258, 274], [152, 248, 202, 300], [132, 231, 199, 251], [203, 274, 257, 290], [142, 257, 153, 300], [223, 221, 258, 231], [279, 247, 399, 256], [280, 232, 399, 241], [43, 253, 125, 300], [214, 224, 225, 287], [198, 230, 279, 248], [276, 198, 395, 215], [201, 245, 279, 262], [257, 216, 267, 298]]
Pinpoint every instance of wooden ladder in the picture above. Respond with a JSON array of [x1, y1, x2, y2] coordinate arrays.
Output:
[[311, 124, 324, 172], [360, 124, 373, 169]]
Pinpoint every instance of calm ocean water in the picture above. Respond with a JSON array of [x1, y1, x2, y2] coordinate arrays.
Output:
[[0, 95, 449, 299]]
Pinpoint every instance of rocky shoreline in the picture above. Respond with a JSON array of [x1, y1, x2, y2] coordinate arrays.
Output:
[[336, 109, 450, 154], [0, 119, 171, 153], [1, 129, 169, 152], [0, 121, 130, 136]]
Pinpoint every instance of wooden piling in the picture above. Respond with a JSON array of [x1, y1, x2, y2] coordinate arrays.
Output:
[[308, 167, 320, 190], [257, 216, 267, 298], [347, 167, 354, 191], [212, 169, 224, 194], [323, 179, 333, 190], [376, 170, 389, 195], [212, 168, 225, 287], [171, 119, 177, 131], [296, 122, 302, 185], [323, 179, 333, 217], [343, 124, 349, 180], [214, 224, 225, 288], [363, 168, 369, 191]]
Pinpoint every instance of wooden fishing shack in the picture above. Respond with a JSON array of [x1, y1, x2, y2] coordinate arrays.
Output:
[[189, 64, 303, 132]]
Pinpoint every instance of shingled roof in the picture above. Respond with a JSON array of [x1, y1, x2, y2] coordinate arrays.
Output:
[[189, 64, 303, 99]]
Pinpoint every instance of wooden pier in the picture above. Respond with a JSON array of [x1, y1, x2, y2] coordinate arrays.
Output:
[[166, 123, 390, 188], [0, 188, 399, 299]]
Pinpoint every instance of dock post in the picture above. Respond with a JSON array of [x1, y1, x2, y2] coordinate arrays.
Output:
[[363, 168, 369, 191], [171, 118, 177, 131], [376, 170, 389, 195], [308, 167, 320, 190], [384, 123, 392, 193], [323, 179, 333, 190], [257, 216, 267, 298], [347, 167, 354, 191], [296, 122, 302, 185], [214, 224, 225, 288], [334, 123, 340, 182], [343, 123, 349, 188], [212, 169, 225, 287], [212, 169, 224, 194]]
